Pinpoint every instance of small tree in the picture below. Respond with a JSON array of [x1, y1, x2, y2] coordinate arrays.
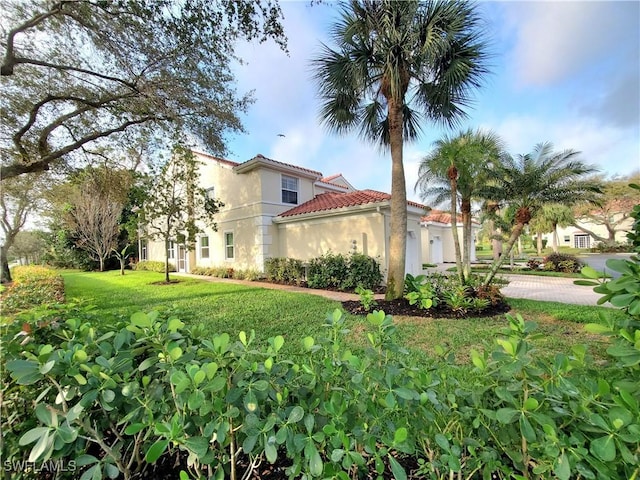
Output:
[[142, 144, 223, 283], [0, 173, 46, 283], [64, 168, 133, 272], [573, 173, 640, 246]]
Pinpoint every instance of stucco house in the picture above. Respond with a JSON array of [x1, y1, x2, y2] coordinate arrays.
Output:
[[143, 151, 435, 278], [543, 215, 633, 250], [420, 210, 480, 264]]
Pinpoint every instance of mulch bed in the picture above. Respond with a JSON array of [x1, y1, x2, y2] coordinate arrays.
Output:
[[341, 297, 511, 319]]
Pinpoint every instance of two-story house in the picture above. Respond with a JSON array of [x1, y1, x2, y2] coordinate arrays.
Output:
[[144, 151, 435, 278]]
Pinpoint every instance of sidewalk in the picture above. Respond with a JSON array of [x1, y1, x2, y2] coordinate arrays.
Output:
[[174, 269, 607, 307]]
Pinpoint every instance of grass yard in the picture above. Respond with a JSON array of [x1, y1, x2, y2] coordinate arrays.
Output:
[[61, 270, 621, 364]]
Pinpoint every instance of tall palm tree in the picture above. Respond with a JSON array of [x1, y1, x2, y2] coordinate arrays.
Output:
[[480, 142, 602, 285], [313, 0, 490, 299], [415, 128, 503, 283]]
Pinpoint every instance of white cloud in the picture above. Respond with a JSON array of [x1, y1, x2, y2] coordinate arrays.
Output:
[[504, 1, 638, 88], [493, 114, 639, 177]]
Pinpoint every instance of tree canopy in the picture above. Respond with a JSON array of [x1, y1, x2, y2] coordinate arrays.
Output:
[[0, 0, 286, 179]]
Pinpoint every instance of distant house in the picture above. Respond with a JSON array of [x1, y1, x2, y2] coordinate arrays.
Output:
[[544, 214, 633, 249], [144, 151, 438, 278]]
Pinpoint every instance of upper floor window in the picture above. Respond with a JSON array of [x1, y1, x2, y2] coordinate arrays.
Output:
[[200, 236, 210, 258], [205, 186, 215, 199], [281, 175, 298, 204]]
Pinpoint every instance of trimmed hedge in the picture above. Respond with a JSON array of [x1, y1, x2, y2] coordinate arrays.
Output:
[[1, 266, 65, 313], [134, 260, 175, 273]]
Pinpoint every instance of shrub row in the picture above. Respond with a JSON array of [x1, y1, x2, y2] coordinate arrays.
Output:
[[1, 266, 64, 313], [265, 253, 383, 291], [191, 265, 262, 281], [2, 304, 637, 480], [264, 257, 305, 285], [133, 260, 175, 273]]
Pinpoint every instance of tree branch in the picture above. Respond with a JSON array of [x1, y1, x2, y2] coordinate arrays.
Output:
[[2, 116, 165, 180]]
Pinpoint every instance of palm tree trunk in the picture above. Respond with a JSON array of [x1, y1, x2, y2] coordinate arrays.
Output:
[[385, 97, 407, 300], [449, 181, 463, 284], [461, 199, 472, 281], [552, 223, 559, 252], [536, 233, 542, 256], [483, 222, 526, 286]]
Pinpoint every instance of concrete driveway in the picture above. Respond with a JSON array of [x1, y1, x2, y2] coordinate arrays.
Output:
[[578, 253, 633, 278]]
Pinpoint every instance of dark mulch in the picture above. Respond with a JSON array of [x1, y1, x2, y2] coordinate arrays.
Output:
[[341, 298, 511, 319]]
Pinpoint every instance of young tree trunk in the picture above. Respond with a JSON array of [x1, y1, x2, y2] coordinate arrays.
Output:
[[385, 97, 407, 300], [483, 222, 526, 286], [99, 256, 105, 272], [164, 238, 171, 283], [0, 244, 11, 283]]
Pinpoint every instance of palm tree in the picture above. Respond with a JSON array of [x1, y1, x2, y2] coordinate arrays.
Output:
[[313, 0, 490, 299], [529, 203, 575, 254], [480, 142, 601, 286], [416, 128, 503, 283]]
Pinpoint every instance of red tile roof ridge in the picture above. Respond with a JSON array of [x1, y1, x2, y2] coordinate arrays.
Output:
[[321, 173, 342, 182], [251, 154, 323, 177], [192, 150, 240, 167]]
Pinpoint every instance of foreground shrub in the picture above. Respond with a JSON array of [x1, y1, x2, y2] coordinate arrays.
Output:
[[543, 252, 583, 273], [1, 266, 64, 313], [134, 260, 175, 273], [3, 304, 638, 479]]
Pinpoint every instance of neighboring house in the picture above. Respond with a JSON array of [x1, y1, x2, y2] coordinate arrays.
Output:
[[145, 152, 431, 278], [544, 214, 633, 250], [420, 210, 480, 264]]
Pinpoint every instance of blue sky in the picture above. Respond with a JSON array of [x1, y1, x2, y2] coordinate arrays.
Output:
[[224, 1, 640, 204]]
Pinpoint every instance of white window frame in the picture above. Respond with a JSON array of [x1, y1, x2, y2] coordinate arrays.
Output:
[[224, 231, 235, 260], [281, 175, 299, 205], [140, 239, 148, 260], [200, 235, 210, 259], [205, 186, 215, 199], [168, 241, 176, 259]]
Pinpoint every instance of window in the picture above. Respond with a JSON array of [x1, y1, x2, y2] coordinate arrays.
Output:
[[224, 232, 234, 260], [205, 186, 215, 199], [563, 235, 570, 243], [281, 175, 298, 204], [168, 241, 175, 259], [140, 240, 148, 260], [200, 236, 210, 258]]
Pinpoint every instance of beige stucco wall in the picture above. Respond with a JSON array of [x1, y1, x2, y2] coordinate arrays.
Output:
[[275, 210, 386, 263], [421, 223, 479, 264]]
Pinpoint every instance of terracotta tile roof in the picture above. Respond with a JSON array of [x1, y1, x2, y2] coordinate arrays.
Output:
[[321, 173, 342, 182], [318, 179, 349, 189], [279, 189, 427, 217], [193, 150, 240, 167], [422, 209, 480, 225]]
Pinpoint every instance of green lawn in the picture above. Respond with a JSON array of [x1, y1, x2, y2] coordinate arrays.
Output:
[[61, 270, 621, 364]]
